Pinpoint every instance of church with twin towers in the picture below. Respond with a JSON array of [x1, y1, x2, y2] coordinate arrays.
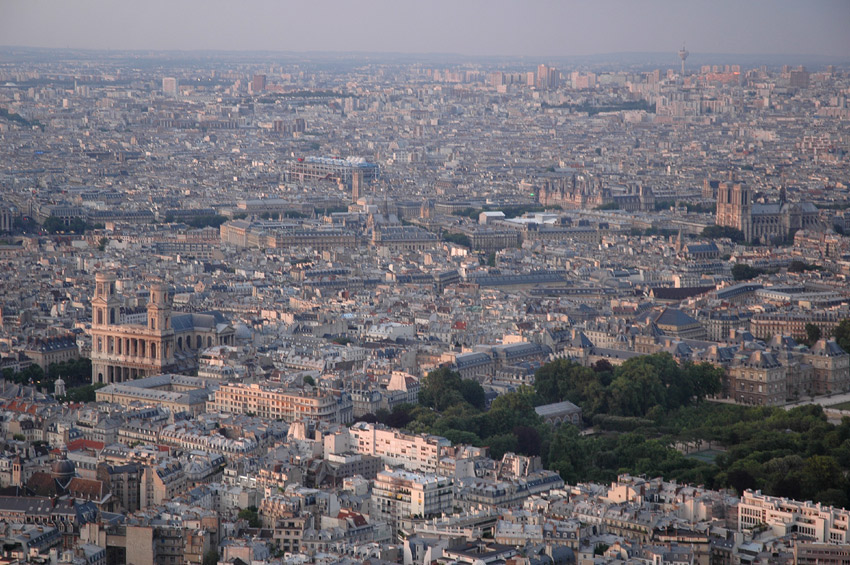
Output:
[[90, 272, 236, 384]]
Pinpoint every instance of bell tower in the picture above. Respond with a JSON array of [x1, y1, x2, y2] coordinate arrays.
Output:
[[716, 177, 752, 242], [92, 272, 121, 327], [11, 455, 22, 487], [733, 182, 752, 242], [147, 282, 171, 332]]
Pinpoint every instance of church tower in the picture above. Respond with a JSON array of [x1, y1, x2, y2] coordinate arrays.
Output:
[[734, 182, 752, 241], [716, 179, 752, 242], [147, 282, 172, 333], [11, 455, 22, 487], [92, 272, 121, 328], [91, 274, 182, 384]]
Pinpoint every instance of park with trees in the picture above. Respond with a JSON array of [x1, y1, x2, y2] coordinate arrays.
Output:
[[361, 353, 850, 508]]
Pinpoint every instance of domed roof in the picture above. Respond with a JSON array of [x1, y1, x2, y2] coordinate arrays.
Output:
[[51, 458, 75, 479], [234, 323, 253, 340]]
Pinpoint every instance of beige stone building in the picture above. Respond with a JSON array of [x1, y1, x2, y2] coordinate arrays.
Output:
[[23, 334, 79, 373], [805, 339, 850, 395], [141, 460, 186, 509], [90, 272, 234, 384], [206, 382, 353, 424], [728, 350, 786, 406]]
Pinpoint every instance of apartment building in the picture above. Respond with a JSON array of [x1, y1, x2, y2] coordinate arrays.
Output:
[[207, 383, 353, 424], [348, 422, 450, 473], [738, 490, 849, 544], [371, 468, 453, 533]]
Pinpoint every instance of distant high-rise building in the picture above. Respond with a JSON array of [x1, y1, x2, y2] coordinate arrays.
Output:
[[548, 66, 560, 89], [790, 66, 810, 88], [162, 77, 177, 97], [537, 64, 548, 89], [536, 64, 558, 89], [252, 73, 267, 93]]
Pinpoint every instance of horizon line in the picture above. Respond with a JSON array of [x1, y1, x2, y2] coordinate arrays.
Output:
[[1, 44, 848, 63]]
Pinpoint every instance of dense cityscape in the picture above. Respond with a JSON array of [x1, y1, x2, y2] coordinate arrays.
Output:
[[1, 11, 850, 565]]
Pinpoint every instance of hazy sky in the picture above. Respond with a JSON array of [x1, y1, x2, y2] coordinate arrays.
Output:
[[2, 0, 848, 58]]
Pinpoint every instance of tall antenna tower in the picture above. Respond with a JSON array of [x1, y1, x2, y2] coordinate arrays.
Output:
[[678, 44, 689, 77]]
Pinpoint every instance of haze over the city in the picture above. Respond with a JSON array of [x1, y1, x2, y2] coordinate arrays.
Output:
[[2, 0, 849, 58]]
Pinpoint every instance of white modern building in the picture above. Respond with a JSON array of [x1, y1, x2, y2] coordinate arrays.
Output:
[[372, 468, 454, 534]]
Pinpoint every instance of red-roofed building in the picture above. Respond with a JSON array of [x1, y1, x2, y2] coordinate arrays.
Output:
[[66, 439, 105, 453]]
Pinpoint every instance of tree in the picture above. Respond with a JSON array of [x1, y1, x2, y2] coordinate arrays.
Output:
[[682, 362, 723, 400], [702, 224, 745, 243], [203, 549, 220, 565], [238, 506, 262, 528], [594, 544, 610, 556], [726, 468, 757, 495], [459, 379, 486, 410], [56, 383, 105, 403], [485, 433, 519, 460], [513, 425, 542, 456], [805, 323, 822, 346], [731, 263, 762, 281], [594, 202, 619, 211], [609, 360, 665, 417], [442, 232, 471, 248], [801, 455, 843, 500], [833, 319, 850, 353], [185, 215, 228, 229], [419, 367, 463, 412], [97, 237, 108, 251], [302, 375, 316, 387], [788, 260, 808, 273]]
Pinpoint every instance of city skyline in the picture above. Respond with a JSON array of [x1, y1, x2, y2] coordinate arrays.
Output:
[[2, 3, 850, 562], [2, 0, 849, 59]]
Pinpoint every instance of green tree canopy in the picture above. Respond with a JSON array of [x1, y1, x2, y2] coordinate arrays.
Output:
[[702, 224, 745, 242], [203, 550, 220, 565], [419, 367, 484, 412], [805, 323, 822, 346], [833, 319, 850, 353], [442, 232, 471, 248], [238, 506, 262, 528], [731, 263, 763, 281]]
